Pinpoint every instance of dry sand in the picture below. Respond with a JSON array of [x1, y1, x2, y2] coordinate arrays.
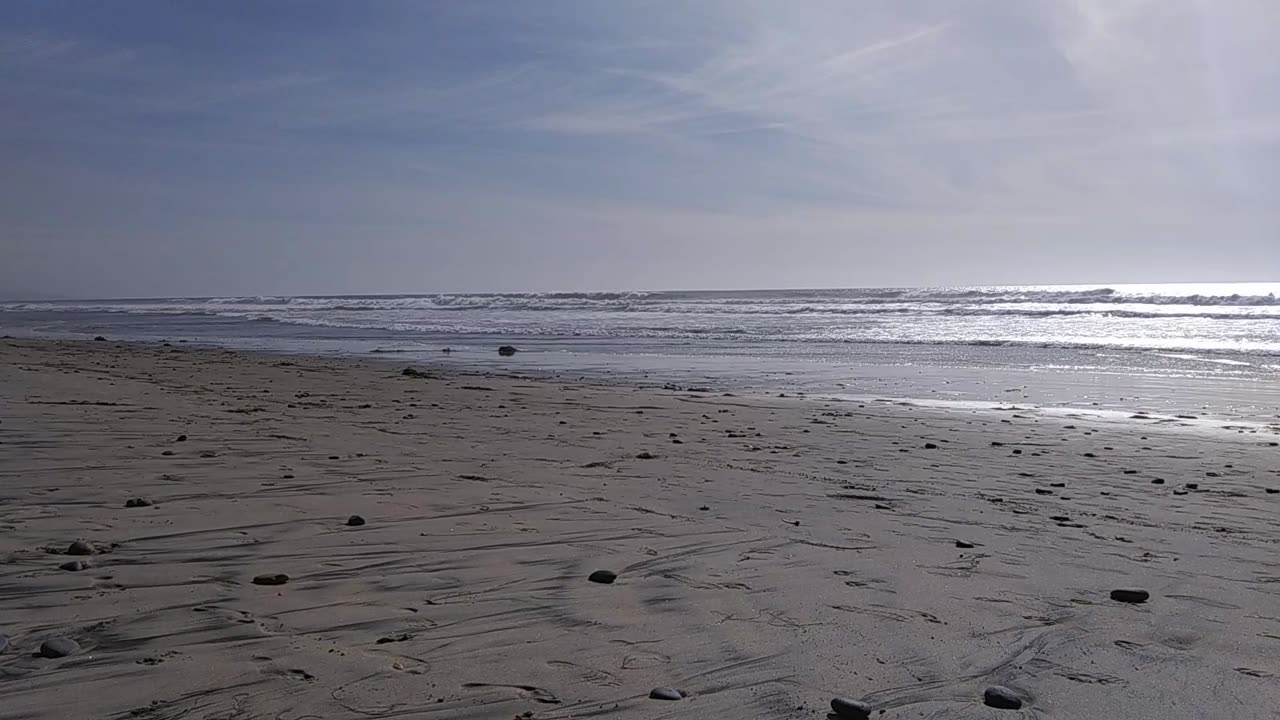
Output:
[[2, 337, 1279, 719]]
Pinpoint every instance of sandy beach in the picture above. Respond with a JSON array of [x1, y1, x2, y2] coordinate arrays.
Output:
[[2, 337, 1279, 720]]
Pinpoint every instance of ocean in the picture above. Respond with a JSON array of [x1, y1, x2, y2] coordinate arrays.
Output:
[[5, 283, 1279, 423]]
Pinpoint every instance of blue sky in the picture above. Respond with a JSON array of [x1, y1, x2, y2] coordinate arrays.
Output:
[[2, 0, 1277, 297]]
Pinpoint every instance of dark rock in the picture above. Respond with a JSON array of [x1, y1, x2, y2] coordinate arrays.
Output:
[[955, 540, 975, 549], [983, 686, 1023, 710], [346, 515, 366, 527], [161, 450, 175, 456], [588, 570, 617, 584], [1173, 489, 1188, 495], [67, 540, 94, 556], [830, 697, 872, 719], [1049, 482, 1066, 487], [1011, 449, 1022, 455], [125, 498, 152, 508], [649, 687, 683, 701], [1267, 488, 1279, 494], [924, 443, 939, 450], [497, 345, 518, 356], [59, 560, 89, 572], [699, 505, 710, 511], [635, 452, 655, 460], [175, 434, 187, 442], [252, 573, 290, 586], [94, 336, 106, 341], [402, 367, 427, 377], [1151, 478, 1165, 484], [1186, 483, 1199, 490], [1110, 588, 1150, 603], [39, 637, 79, 658], [1034, 488, 1053, 495]]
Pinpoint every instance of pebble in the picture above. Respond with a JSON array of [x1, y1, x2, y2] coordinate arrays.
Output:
[[649, 687, 684, 701], [175, 434, 187, 442], [1186, 483, 1199, 490], [252, 573, 290, 586], [346, 515, 366, 527], [830, 697, 872, 719], [39, 637, 79, 658], [1266, 488, 1279, 494], [59, 560, 89, 572], [125, 498, 152, 508], [66, 540, 94, 556], [983, 686, 1023, 710], [1034, 488, 1053, 495], [635, 452, 655, 460], [955, 540, 975, 549], [924, 443, 939, 450], [1151, 478, 1165, 484], [588, 570, 617, 584], [1110, 588, 1150, 603]]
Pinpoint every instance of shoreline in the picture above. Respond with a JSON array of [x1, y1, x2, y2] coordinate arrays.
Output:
[[3, 337, 1279, 719]]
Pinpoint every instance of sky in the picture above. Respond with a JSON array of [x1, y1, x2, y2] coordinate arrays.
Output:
[[1, 0, 1277, 298]]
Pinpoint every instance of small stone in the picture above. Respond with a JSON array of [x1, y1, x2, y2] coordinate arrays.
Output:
[[1049, 482, 1066, 488], [924, 443, 939, 450], [588, 570, 617, 584], [497, 345, 518, 356], [39, 637, 79, 658], [252, 573, 290, 586], [636, 452, 655, 460], [401, 367, 426, 377], [161, 450, 175, 456], [699, 505, 710, 511], [125, 498, 152, 508], [346, 515, 366, 527], [1110, 588, 1150, 603], [175, 434, 187, 442], [649, 687, 683, 701], [59, 560, 89, 572], [1034, 488, 1053, 495], [1186, 483, 1199, 490], [830, 697, 872, 719], [1266, 488, 1279, 494], [1173, 489, 1188, 495], [1151, 478, 1165, 484], [955, 540, 975, 549], [94, 336, 106, 341], [983, 686, 1023, 710], [67, 540, 94, 556]]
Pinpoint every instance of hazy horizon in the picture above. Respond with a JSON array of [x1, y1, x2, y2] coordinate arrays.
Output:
[[4, 1, 1278, 297]]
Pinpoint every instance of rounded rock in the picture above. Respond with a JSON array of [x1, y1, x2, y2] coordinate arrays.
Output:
[[588, 570, 617, 585], [983, 686, 1023, 710], [346, 515, 366, 527], [252, 573, 290, 586], [649, 687, 683, 701], [830, 697, 872, 719], [1110, 588, 1150, 603], [59, 560, 89, 572], [39, 637, 79, 658], [66, 540, 94, 556]]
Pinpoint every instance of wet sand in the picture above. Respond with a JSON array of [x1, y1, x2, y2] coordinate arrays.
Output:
[[2, 337, 1279, 719]]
